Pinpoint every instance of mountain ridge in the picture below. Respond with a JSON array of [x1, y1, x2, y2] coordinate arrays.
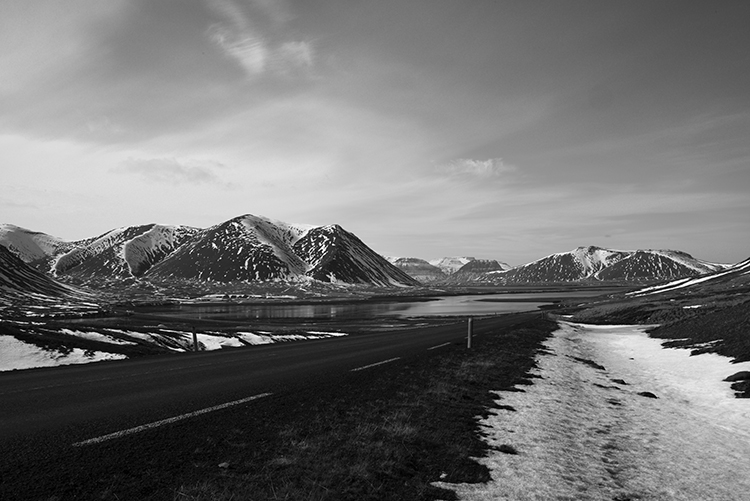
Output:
[[483, 245, 729, 284], [0, 215, 418, 287]]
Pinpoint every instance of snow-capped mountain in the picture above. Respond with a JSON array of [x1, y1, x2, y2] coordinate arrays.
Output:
[[484, 246, 728, 284], [0, 224, 66, 263], [429, 256, 476, 275], [444, 259, 511, 284], [52, 224, 200, 278], [386, 257, 446, 283], [595, 249, 726, 281], [456, 259, 510, 274], [146, 215, 310, 282], [147, 217, 418, 286], [294, 225, 420, 285], [628, 256, 750, 296], [0, 215, 418, 286]]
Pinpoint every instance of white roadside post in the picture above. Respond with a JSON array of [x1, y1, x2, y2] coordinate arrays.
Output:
[[467, 317, 473, 349]]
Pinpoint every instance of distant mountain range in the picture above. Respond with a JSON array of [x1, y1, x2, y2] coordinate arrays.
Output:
[[479, 246, 729, 284], [0, 216, 419, 287], [390, 246, 731, 285], [0, 219, 738, 288]]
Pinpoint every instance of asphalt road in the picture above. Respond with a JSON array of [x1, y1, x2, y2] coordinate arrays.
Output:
[[0, 313, 534, 499]]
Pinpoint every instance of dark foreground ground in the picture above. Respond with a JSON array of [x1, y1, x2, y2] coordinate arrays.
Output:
[[0, 313, 556, 501]]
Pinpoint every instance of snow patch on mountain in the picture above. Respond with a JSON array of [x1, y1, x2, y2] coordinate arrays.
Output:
[[485, 246, 728, 284], [429, 256, 476, 275], [386, 257, 446, 283], [238, 215, 310, 274], [0, 224, 65, 263], [0, 245, 83, 298], [627, 257, 750, 296], [3, 214, 420, 287], [122, 224, 199, 276]]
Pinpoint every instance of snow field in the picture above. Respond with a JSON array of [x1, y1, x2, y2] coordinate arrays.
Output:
[[0, 336, 127, 372], [0, 329, 349, 371], [435, 322, 750, 500]]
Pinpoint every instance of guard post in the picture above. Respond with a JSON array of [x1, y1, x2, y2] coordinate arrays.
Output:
[[192, 326, 199, 352]]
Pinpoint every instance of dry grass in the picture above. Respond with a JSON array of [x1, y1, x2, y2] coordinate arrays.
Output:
[[172, 317, 555, 501]]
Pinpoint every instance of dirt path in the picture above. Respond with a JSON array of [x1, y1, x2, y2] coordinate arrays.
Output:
[[436, 321, 750, 501]]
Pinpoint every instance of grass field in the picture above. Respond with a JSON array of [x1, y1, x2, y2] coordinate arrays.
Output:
[[168, 315, 556, 501]]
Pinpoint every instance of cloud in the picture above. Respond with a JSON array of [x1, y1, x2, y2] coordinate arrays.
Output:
[[277, 41, 314, 69], [438, 158, 517, 179], [206, 0, 314, 77], [209, 24, 269, 75], [116, 157, 233, 186]]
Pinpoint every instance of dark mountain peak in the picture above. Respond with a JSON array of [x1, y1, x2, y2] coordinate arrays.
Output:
[[387, 257, 446, 283], [456, 259, 507, 274]]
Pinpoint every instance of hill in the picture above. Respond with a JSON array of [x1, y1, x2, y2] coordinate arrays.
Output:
[[483, 246, 727, 284]]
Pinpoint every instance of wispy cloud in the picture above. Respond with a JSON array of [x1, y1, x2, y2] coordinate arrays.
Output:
[[206, 0, 313, 77], [115, 157, 233, 187], [438, 158, 517, 179]]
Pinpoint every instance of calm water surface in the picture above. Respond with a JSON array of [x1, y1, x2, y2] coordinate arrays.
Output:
[[157, 291, 605, 320]]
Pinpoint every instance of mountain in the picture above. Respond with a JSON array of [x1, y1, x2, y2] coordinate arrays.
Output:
[[429, 256, 476, 275], [444, 259, 510, 283], [0, 245, 85, 300], [595, 249, 726, 281], [387, 257, 446, 283], [483, 246, 728, 284], [0, 224, 66, 263], [144, 216, 308, 282], [2, 215, 419, 287], [295, 226, 420, 285], [147, 216, 419, 286], [628, 256, 750, 297], [51, 224, 200, 279]]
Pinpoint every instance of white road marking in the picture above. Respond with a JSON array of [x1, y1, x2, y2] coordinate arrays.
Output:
[[72, 393, 272, 447], [350, 357, 401, 372], [427, 342, 451, 350]]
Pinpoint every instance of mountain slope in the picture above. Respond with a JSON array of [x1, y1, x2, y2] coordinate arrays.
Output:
[[628, 256, 750, 296], [294, 225, 420, 286], [146, 216, 309, 282], [144, 216, 419, 286], [0, 224, 66, 263], [445, 259, 510, 284], [0, 245, 78, 298], [429, 257, 476, 275], [486, 246, 726, 284], [1, 215, 421, 287], [595, 250, 725, 281], [387, 257, 446, 283], [51, 224, 199, 279]]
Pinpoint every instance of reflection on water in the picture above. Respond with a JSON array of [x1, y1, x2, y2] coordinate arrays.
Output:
[[151, 292, 591, 320]]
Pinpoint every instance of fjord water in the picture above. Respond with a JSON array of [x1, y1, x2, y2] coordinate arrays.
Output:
[[153, 291, 603, 320]]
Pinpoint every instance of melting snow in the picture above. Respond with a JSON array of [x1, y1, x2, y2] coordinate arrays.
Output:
[[0, 335, 127, 372], [437, 321, 750, 500], [59, 329, 138, 345]]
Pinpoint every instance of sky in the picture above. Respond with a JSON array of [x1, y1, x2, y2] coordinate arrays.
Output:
[[2, 0, 749, 265]]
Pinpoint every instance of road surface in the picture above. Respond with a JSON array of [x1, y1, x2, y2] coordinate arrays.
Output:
[[0, 313, 533, 499]]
